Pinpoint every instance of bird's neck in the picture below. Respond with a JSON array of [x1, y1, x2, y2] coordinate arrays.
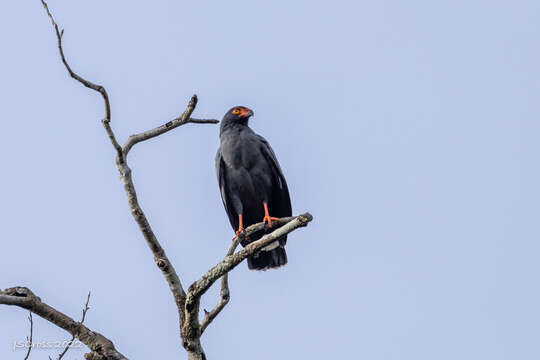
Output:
[[220, 119, 249, 135]]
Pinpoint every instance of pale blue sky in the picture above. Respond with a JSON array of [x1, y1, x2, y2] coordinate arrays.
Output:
[[1, 1, 539, 359]]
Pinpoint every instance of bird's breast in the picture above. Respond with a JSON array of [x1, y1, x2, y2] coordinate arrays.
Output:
[[220, 132, 261, 170]]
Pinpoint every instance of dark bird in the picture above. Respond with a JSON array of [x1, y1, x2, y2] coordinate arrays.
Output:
[[216, 106, 292, 270]]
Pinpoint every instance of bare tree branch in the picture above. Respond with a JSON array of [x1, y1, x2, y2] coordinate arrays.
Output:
[[55, 292, 91, 360], [122, 95, 218, 156], [0, 287, 127, 360], [23, 312, 33, 360]]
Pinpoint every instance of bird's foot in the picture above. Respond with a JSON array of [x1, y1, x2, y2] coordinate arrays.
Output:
[[233, 213, 244, 241], [263, 215, 280, 227], [233, 227, 245, 241], [262, 203, 279, 227]]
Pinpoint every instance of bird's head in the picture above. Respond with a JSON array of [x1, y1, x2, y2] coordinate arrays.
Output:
[[222, 106, 254, 125]]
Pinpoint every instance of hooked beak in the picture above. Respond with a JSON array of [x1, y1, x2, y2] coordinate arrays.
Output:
[[239, 108, 254, 118]]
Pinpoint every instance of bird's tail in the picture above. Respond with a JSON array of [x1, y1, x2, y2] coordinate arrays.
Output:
[[247, 243, 287, 270]]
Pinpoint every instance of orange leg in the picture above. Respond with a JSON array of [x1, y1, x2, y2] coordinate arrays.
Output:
[[263, 202, 280, 227], [234, 214, 244, 238]]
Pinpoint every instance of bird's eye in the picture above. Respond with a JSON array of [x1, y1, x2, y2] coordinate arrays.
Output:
[[232, 108, 241, 115]]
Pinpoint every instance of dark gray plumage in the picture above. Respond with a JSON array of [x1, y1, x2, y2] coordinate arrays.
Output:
[[216, 106, 292, 270]]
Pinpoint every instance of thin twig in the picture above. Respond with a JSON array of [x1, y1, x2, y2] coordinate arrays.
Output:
[[0, 287, 127, 360], [55, 292, 91, 360], [23, 312, 33, 360], [40, 0, 123, 162]]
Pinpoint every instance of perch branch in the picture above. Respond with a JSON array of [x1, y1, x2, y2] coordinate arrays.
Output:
[[187, 213, 312, 335], [199, 216, 300, 333], [191, 213, 312, 298], [0, 287, 127, 360]]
